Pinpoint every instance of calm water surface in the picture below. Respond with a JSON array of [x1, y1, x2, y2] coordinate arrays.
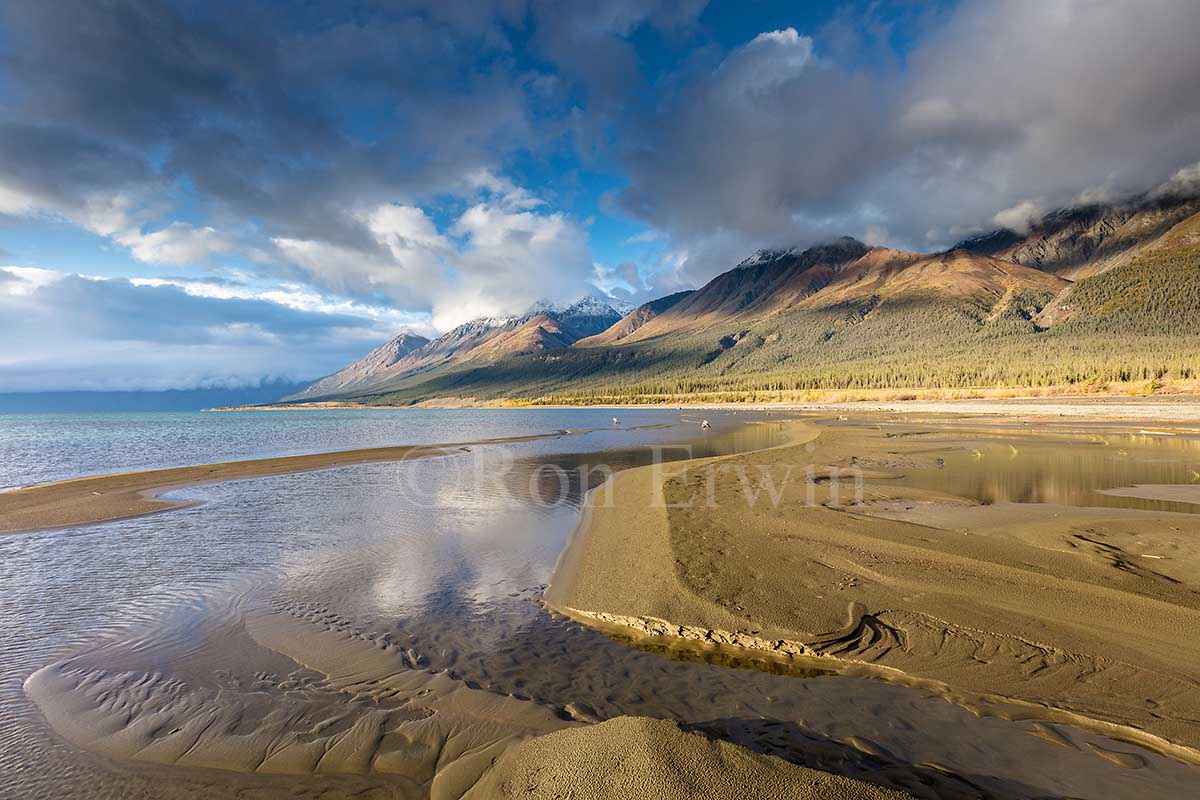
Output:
[[884, 424, 1200, 512], [0, 407, 697, 488]]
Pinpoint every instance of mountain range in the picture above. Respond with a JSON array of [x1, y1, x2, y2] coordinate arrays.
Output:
[[287, 297, 631, 400], [290, 190, 1200, 404]]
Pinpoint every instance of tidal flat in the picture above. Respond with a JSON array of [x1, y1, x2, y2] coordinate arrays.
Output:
[[4, 406, 1200, 799]]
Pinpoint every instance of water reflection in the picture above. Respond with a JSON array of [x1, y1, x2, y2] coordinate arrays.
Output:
[[892, 432, 1200, 512]]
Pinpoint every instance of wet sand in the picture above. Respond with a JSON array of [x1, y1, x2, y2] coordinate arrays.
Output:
[[28, 611, 916, 799], [26, 608, 575, 796], [546, 416, 1200, 758], [22, 416, 926, 800], [0, 430, 578, 534]]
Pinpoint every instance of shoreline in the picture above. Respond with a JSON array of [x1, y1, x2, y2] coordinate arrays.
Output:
[[544, 412, 1200, 758], [0, 430, 579, 535], [213, 395, 1200, 421]]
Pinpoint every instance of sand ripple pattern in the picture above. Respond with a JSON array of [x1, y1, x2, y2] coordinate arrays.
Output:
[[25, 607, 572, 798]]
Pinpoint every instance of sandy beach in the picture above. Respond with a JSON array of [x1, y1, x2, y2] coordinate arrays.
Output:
[[546, 413, 1200, 760]]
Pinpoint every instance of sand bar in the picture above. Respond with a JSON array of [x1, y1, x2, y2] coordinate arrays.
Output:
[[0, 430, 576, 534], [546, 415, 1200, 755]]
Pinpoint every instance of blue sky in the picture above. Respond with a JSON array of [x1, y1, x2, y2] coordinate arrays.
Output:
[[1, 0, 1198, 391]]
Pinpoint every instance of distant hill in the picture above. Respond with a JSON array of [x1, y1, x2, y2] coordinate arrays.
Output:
[[577, 291, 695, 346], [287, 297, 627, 401], [289, 332, 429, 400], [289, 192, 1200, 405]]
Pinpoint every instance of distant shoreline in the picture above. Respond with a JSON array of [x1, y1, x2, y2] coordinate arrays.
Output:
[[212, 393, 1200, 422]]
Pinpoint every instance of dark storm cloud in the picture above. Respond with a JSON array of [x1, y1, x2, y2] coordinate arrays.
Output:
[[0, 0, 709, 304], [4, 0, 1197, 311], [0, 0, 706, 237], [0, 122, 158, 214], [0, 0, 539, 246], [615, 0, 1200, 287]]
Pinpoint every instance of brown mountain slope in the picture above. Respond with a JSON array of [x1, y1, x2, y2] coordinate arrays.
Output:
[[376, 299, 624, 376], [1037, 208, 1200, 327], [288, 332, 429, 400], [808, 249, 1070, 309], [290, 299, 626, 400], [617, 243, 1068, 347], [957, 194, 1200, 280], [1131, 206, 1200, 259], [577, 290, 694, 347], [621, 238, 870, 342], [459, 314, 576, 362]]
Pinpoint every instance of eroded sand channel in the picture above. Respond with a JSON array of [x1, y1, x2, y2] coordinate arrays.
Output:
[[7, 412, 1200, 798]]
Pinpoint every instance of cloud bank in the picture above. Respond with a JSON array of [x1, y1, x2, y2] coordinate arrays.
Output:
[[0, 267, 405, 391]]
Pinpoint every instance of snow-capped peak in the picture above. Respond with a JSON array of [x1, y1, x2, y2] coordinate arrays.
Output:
[[530, 295, 631, 317], [736, 246, 804, 269], [736, 237, 868, 270]]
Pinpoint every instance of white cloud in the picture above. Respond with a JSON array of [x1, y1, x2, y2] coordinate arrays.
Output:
[[0, 182, 38, 216], [461, 169, 545, 211], [717, 27, 814, 95], [128, 276, 434, 335], [0, 266, 61, 296], [116, 222, 236, 266], [443, 201, 594, 328], [861, 226, 890, 247], [992, 200, 1043, 235], [1152, 161, 1200, 200], [273, 188, 597, 333], [76, 192, 141, 238], [710, 27, 816, 95], [0, 181, 237, 268], [365, 204, 453, 258], [622, 229, 665, 245]]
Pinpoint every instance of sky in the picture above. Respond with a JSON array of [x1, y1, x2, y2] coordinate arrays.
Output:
[[1, 0, 1199, 392]]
